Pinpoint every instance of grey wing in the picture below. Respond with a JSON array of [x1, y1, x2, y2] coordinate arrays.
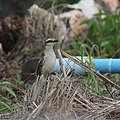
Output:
[[36, 52, 45, 76], [21, 58, 39, 81]]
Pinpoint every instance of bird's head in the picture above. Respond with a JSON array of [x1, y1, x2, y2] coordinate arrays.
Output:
[[45, 38, 58, 49]]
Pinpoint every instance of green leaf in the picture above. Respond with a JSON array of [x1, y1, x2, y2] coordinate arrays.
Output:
[[1, 96, 11, 102], [0, 101, 11, 111], [4, 87, 16, 98], [101, 41, 109, 47], [0, 81, 12, 85], [80, 19, 91, 25]]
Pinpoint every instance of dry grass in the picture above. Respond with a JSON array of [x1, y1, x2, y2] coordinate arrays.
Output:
[[0, 73, 120, 120]]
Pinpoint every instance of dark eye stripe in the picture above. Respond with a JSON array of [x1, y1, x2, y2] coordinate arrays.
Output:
[[45, 40, 58, 43]]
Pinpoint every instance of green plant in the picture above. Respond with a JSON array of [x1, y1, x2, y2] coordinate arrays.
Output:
[[0, 81, 20, 112], [81, 12, 120, 57], [15, 74, 24, 87], [72, 42, 107, 94]]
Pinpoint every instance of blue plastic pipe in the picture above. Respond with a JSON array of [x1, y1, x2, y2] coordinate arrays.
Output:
[[54, 57, 120, 74]]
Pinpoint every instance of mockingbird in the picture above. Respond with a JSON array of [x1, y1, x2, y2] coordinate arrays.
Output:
[[21, 38, 58, 83]]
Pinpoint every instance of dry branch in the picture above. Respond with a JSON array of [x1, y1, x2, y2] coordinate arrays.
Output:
[[61, 50, 120, 90], [57, 49, 67, 76]]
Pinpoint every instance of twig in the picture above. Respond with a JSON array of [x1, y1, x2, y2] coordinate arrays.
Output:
[[32, 102, 38, 108], [74, 97, 92, 110], [57, 49, 67, 77]]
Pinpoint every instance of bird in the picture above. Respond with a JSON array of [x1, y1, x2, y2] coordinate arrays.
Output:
[[21, 38, 58, 83]]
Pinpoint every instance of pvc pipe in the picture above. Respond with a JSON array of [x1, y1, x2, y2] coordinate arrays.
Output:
[[92, 58, 120, 73], [22, 57, 120, 76], [55, 56, 86, 75], [54, 57, 120, 74]]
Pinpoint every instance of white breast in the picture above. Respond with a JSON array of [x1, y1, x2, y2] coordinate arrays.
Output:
[[41, 47, 56, 76]]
